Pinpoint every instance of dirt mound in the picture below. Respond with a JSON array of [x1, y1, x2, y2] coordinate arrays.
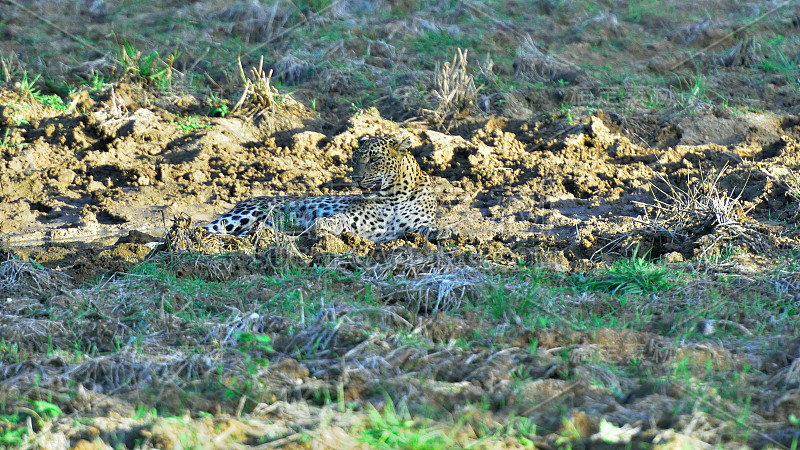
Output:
[[3, 91, 799, 271]]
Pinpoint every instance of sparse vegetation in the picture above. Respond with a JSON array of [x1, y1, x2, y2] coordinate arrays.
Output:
[[1, 0, 799, 447]]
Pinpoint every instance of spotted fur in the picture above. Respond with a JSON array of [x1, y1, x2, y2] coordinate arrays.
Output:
[[204, 135, 438, 242]]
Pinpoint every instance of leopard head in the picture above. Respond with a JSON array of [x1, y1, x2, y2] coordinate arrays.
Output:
[[351, 136, 416, 199]]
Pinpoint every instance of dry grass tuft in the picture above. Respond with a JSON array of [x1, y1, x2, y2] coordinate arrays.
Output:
[[328, 247, 486, 311], [274, 52, 313, 85], [781, 168, 800, 219], [215, 1, 292, 44], [0, 316, 68, 352], [426, 48, 478, 131], [784, 357, 800, 385], [513, 34, 573, 83], [0, 51, 24, 83], [709, 37, 761, 67], [232, 56, 280, 114], [0, 258, 72, 295]]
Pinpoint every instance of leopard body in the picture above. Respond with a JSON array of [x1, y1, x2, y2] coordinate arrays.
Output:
[[204, 135, 437, 242]]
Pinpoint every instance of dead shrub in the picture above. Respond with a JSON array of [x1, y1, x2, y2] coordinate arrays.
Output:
[[595, 166, 768, 259]]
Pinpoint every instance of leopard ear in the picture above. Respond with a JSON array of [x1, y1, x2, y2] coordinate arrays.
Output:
[[358, 135, 371, 146], [394, 136, 413, 154]]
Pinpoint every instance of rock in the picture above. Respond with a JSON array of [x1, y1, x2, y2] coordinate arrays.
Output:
[[191, 170, 207, 183], [57, 169, 76, 184], [292, 131, 326, 150]]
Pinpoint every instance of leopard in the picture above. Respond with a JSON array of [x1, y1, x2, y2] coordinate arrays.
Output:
[[203, 135, 440, 243]]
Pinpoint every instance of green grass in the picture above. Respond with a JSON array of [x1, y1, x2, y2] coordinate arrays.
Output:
[[33, 92, 68, 111], [760, 35, 800, 88], [5, 71, 69, 111], [578, 254, 676, 296], [207, 93, 230, 117], [118, 40, 172, 88], [1, 1, 798, 446], [80, 71, 105, 91], [408, 30, 486, 68], [0, 400, 62, 446], [361, 396, 455, 449], [0, 0, 793, 120]]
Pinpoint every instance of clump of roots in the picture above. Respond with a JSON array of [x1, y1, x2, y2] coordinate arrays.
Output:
[[165, 214, 257, 254], [231, 56, 310, 128]]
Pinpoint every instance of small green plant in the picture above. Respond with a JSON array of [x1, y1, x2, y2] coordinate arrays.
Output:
[[560, 103, 574, 123], [0, 339, 22, 363], [34, 93, 68, 111], [0, 400, 62, 446], [83, 71, 105, 91], [237, 332, 274, 369], [506, 415, 537, 447], [761, 35, 800, 88], [555, 416, 582, 447], [177, 116, 212, 133], [0, 412, 26, 446], [0, 129, 10, 149], [16, 71, 40, 99], [360, 396, 453, 449], [10, 72, 67, 110], [207, 93, 229, 117], [133, 406, 158, 421], [119, 40, 172, 87], [295, 0, 333, 13], [689, 73, 706, 99]]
